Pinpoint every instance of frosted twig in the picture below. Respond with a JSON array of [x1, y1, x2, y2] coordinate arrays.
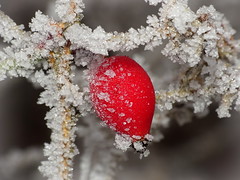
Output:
[[38, 46, 80, 180], [0, 47, 38, 81], [0, 10, 28, 46], [55, 0, 85, 23], [156, 58, 240, 118], [145, 0, 163, 6], [64, 23, 163, 55]]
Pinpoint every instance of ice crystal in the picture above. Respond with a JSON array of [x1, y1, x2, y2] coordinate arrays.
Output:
[[145, 0, 163, 6]]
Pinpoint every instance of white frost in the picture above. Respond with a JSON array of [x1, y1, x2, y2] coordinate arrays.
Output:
[[114, 134, 132, 152], [97, 92, 110, 102], [104, 69, 116, 78], [107, 108, 115, 113]]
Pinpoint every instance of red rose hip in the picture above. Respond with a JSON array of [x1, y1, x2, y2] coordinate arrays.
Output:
[[89, 56, 155, 140]]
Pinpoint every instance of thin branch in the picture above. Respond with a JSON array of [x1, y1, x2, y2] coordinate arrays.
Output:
[[38, 46, 79, 180], [55, 0, 85, 23], [0, 10, 28, 46]]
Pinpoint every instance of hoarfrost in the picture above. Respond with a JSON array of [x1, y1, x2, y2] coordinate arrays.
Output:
[[114, 134, 132, 152], [126, 118, 133, 123], [145, 0, 163, 6], [168, 0, 197, 34], [0, 0, 240, 179], [104, 69, 116, 78], [118, 113, 125, 117], [107, 108, 116, 113], [97, 92, 110, 102]]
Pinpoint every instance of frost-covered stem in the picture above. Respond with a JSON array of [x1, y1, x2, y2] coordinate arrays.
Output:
[[50, 46, 76, 180], [59, 106, 75, 179], [39, 45, 78, 180], [0, 10, 27, 45], [156, 57, 240, 117], [55, 0, 84, 23]]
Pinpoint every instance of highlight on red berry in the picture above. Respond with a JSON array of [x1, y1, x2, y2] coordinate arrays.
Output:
[[89, 56, 155, 142]]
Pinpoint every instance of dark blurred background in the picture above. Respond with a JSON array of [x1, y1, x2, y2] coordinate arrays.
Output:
[[0, 0, 240, 180]]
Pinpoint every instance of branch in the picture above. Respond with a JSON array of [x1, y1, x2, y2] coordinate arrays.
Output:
[[156, 57, 240, 118], [38, 46, 81, 180], [0, 10, 28, 46], [0, 47, 36, 81], [55, 0, 85, 23], [64, 21, 163, 55], [65, 0, 239, 68]]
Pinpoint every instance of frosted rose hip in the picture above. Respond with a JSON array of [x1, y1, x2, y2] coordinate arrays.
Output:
[[89, 56, 155, 139]]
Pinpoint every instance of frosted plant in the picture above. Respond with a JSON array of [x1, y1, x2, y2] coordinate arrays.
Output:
[[0, 0, 240, 180]]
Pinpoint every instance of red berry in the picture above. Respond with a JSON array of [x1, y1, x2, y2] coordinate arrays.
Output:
[[89, 56, 155, 140]]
